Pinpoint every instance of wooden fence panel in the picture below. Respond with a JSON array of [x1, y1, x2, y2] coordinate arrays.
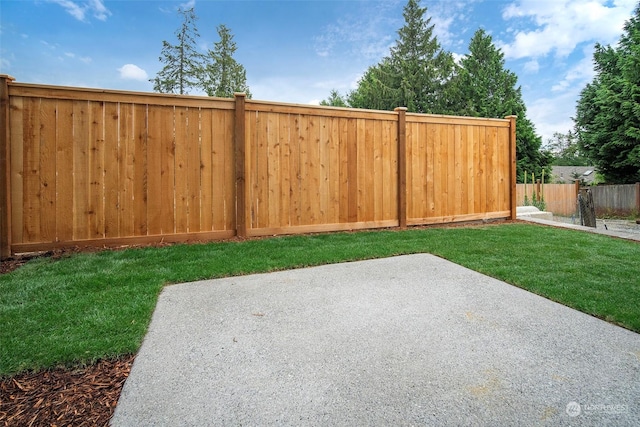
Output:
[[6, 82, 236, 253], [244, 102, 400, 236], [516, 183, 577, 216], [592, 184, 639, 215], [406, 115, 512, 225], [1, 77, 516, 257]]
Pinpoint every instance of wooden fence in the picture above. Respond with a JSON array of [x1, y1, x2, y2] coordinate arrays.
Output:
[[516, 183, 579, 216], [0, 75, 517, 258], [591, 183, 640, 216], [516, 182, 640, 217]]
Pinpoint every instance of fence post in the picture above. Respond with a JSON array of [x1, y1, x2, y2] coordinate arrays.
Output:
[[0, 75, 14, 259], [234, 93, 247, 238], [395, 107, 408, 228], [636, 182, 640, 214], [575, 179, 581, 198], [506, 115, 517, 220]]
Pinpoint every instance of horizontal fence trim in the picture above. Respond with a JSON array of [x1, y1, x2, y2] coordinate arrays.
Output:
[[406, 113, 510, 127], [11, 230, 236, 254], [8, 83, 235, 109], [246, 220, 400, 237], [245, 100, 398, 121], [407, 211, 511, 226]]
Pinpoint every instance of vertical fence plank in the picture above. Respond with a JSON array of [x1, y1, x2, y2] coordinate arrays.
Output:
[[309, 116, 321, 224], [200, 109, 213, 231], [119, 103, 135, 237], [87, 101, 105, 239], [174, 107, 189, 234], [160, 106, 175, 235], [267, 112, 280, 227], [507, 115, 517, 219], [279, 113, 291, 227], [10, 97, 24, 245], [56, 100, 73, 241], [466, 126, 475, 214], [289, 114, 302, 226], [394, 108, 407, 228], [146, 105, 163, 235], [133, 104, 148, 236], [0, 76, 13, 257], [24, 97, 41, 242], [381, 120, 392, 221], [408, 123, 418, 218], [234, 94, 246, 237], [212, 109, 227, 231], [72, 100, 89, 240], [187, 107, 201, 233], [39, 99, 57, 242], [373, 119, 383, 221], [318, 116, 330, 224], [223, 109, 235, 231], [104, 102, 120, 238]]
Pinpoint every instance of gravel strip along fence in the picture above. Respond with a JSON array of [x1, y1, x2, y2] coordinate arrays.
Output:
[[553, 216, 640, 237]]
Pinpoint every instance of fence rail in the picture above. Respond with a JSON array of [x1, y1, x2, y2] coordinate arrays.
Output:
[[0, 75, 517, 258]]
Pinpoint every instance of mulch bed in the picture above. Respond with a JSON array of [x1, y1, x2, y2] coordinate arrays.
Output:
[[0, 355, 134, 427]]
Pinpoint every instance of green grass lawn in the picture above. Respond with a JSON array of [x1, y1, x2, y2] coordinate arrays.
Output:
[[1, 223, 639, 377]]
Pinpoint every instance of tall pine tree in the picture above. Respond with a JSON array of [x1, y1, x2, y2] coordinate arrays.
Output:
[[202, 25, 251, 98], [575, 4, 640, 183], [449, 29, 549, 181], [151, 7, 203, 95], [347, 0, 454, 113]]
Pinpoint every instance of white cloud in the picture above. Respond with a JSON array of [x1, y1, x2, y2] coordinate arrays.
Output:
[[498, 0, 636, 59], [49, 0, 111, 22], [452, 52, 464, 65], [118, 64, 148, 81], [523, 59, 539, 73], [89, 0, 110, 21], [551, 47, 596, 92], [313, 2, 401, 60]]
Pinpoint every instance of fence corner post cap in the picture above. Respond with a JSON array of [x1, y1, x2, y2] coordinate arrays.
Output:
[[0, 75, 15, 82], [394, 107, 408, 112], [505, 115, 517, 119], [234, 92, 246, 98]]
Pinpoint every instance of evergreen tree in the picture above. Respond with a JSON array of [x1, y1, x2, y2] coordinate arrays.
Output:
[[347, 0, 454, 113], [347, 60, 399, 110], [320, 89, 348, 107], [449, 29, 549, 181], [390, 0, 454, 113], [151, 7, 204, 95], [546, 131, 589, 166], [575, 4, 640, 183], [202, 25, 251, 98]]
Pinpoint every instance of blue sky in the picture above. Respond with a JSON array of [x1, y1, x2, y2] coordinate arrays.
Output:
[[1, 0, 637, 143]]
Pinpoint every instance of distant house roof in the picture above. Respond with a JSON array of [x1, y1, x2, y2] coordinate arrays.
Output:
[[551, 166, 597, 184]]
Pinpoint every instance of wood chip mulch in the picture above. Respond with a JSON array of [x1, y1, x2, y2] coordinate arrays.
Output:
[[0, 355, 135, 427]]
